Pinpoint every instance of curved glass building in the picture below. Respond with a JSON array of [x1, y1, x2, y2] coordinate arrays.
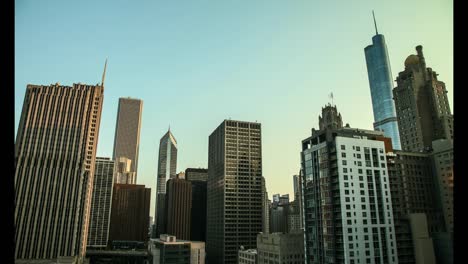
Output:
[[364, 16, 401, 150]]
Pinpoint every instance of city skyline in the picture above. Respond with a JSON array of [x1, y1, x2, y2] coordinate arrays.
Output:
[[15, 0, 453, 217]]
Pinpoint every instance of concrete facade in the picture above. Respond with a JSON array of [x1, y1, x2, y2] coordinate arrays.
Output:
[[15, 81, 105, 260], [257, 232, 304, 264]]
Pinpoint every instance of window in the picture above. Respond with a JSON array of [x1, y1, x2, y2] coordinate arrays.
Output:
[[343, 160, 347, 165], [341, 145, 346, 150], [342, 153, 347, 158], [343, 168, 348, 173], [356, 146, 361, 151]]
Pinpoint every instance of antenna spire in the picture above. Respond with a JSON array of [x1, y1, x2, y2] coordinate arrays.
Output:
[[101, 58, 108, 87], [372, 10, 379, 35]]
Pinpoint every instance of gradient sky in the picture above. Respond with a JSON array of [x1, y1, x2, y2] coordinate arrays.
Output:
[[15, 0, 453, 217]]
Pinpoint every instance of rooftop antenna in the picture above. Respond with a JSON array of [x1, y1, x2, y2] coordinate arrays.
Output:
[[372, 10, 379, 35], [329, 92, 334, 106], [101, 58, 108, 87]]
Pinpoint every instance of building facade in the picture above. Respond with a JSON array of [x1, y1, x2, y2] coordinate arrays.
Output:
[[185, 168, 208, 182], [206, 120, 263, 264], [393, 45, 453, 152], [261, 176, 270, 234], [165, 178, 192, 240], [301, 104, 397, 264], [154, 130, 178, 238], [109, 184, 151, 243], [14, 77, 105, 260], [257, 232, 304, 264], [115, 157, 136, 184], [112, 97, 143, 178], [88, 157, 115, 249], [364, 14, 401, 150], [238, 248, 257, 264], [190, 180, 207, 242], [431, 139, 453, 233], [150, 235, 205, 264]]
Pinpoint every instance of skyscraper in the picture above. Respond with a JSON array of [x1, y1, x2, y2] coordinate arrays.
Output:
[[206, 120, 262, 264], [301, 104, 397, 264], [112, 97, 143, 178], [154, 129, 178, 238], [393, 45, 453, 152], [14, 64, 106, 260], [87, 157, 115, 250], [109, 184, 151, 243], [364, 12, 401, 150], [165, 178, 192, 240]]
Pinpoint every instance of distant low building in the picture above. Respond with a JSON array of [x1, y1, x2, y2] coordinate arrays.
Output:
[[238, 248, 257, 264], [150, 235, 205, 264], [257, 232, 304, 264]]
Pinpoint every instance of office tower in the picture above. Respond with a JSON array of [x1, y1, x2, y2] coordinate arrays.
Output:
[[294, 173, 304, 230], [14, 65, 106, 261], [393, 45, 453, 152], [272, 194, 280, 204], [279, 194, 289, 205], [88, 157, 115, 249], [293, 175, 300, 201], [112, 97, 143, 178], [238, 248, 258, 264], [364, 12, 401, 150], [269, 204, 288, 233], [115, 157, 136, 184], [287, 200, 301, 232], [430, 139, 454, 264], [430, 139, 453, 233], [257, 232, 305, 264], [185, 168, 208, 182], [206, 120, 262, 264], [190, 180, 207, 241], [165, 178, 192, 240], [261, 176, 270, 234], [109, 184, 151, 243], [301, 104, 397, 264], [154, 129, 178, 238], [149, 235, 206, 264]]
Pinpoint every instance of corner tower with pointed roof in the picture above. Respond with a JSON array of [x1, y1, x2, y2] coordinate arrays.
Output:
[[153, 129, 178, 238], [393, 46, 453, 152]]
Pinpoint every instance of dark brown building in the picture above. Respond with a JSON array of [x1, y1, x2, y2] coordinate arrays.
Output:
[[393, 45, 453, 152], [185, 168, 208, 182], [109, 184, 151, 243], [165, 178, 192, 240]]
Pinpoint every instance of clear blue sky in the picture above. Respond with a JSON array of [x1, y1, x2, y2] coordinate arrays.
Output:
[[15, 0, 453, 217]]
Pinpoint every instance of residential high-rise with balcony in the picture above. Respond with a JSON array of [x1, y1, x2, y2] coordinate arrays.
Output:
[[206, 120, 262, 264], [14, 65, 106, 261], [301, 104, 397, 264]]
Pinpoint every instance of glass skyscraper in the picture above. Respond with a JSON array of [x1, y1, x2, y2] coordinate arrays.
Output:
[[364, 14, 401, 150], [153, 129, 178, 238]]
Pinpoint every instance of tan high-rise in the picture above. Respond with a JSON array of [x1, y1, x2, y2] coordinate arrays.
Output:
[[112, 97, 143, 179], [14, 76, 105, 260]]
